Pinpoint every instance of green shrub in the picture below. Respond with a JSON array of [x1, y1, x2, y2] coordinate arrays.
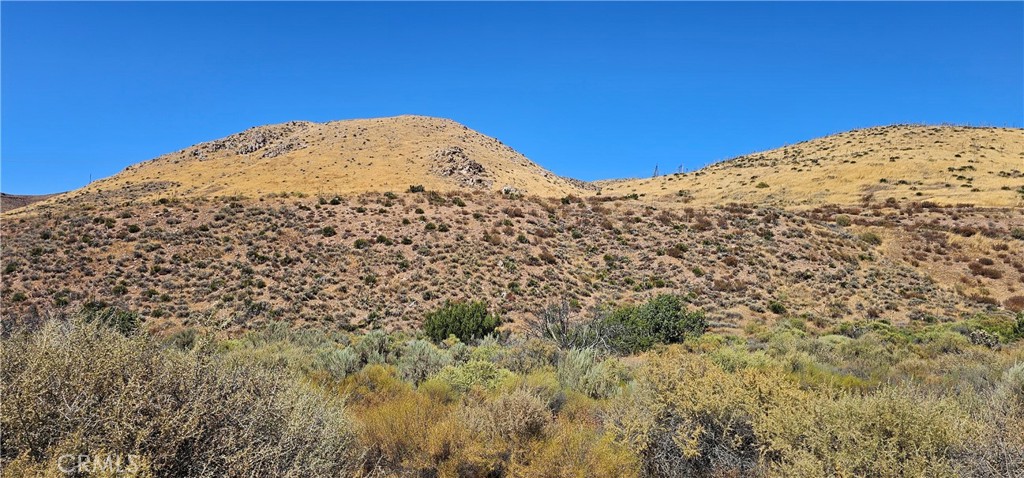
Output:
[[423, 301, 501, 343], [598, 294, 706, 354], [81, 303, 141, 335]]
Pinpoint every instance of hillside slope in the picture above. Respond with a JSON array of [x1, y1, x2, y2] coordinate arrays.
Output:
[[3, 191, 1022, 334], [0, 193, 58, 213], [56, 115, 592, 205], [598, 125, 1024, 207]]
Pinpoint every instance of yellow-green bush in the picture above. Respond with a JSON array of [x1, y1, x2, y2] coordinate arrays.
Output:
[[0, 319, 358, 477], [610, 347, 981, 477]]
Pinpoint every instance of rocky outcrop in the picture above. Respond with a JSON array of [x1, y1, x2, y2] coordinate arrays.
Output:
[[189, 121, 314, 160], [431, 146, 493, 189]]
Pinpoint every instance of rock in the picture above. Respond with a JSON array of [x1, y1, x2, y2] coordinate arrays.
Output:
[[431, 146, 493, 189]]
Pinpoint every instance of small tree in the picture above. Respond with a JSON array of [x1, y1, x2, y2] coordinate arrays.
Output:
[[423, 301, 501, 343]]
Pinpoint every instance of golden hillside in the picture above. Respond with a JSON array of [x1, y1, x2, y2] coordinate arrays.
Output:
[[598, 125, 1024, 207], [66, 115, 592, 203]]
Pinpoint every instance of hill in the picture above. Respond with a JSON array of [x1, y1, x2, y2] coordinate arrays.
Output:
[[53, 115, 592, 206], [597, 125, 1024, 207], [0, 193, 58, 212], [2, 190, 1022, 334], [2, 120, 1023, 334]]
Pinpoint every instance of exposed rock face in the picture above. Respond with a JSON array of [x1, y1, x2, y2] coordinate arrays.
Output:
[[189, 121, 314, 160], [432, 146, 493, 189]]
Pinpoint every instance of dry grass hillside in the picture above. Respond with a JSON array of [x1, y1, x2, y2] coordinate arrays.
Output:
[[599, 125, 1024, 207], [3, 119, 1023, 335], [54, 115, 592, 204], [3, 190, 1022, 335]]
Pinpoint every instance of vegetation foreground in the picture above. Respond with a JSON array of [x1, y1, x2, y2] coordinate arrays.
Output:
[[2, 298, 1022, 477]]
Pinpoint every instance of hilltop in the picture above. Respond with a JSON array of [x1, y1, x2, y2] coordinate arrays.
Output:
[[599, 125, 1024, 208], [10, 121, 1023, 212], [51, 115, 592, 206]]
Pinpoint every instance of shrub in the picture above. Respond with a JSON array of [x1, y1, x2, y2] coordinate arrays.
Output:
[[610, 349, 970, 478], [423, 301, 501, 343], [835, 214, 852, 227], [320, 226, 337, 237], [755, 182, 770, 189], [999, 294, 1024, 315], [597, 294, 706, 354], [557, 348, 627, 399], [859, 232, 882, 245], [81, 303, 141, 335], [396, 339, 450, 384], [0, 319, 358, 476], [513, 422, 640, 478], [350, 330, 394, 366], [408, 185, 425, 193], [433, 360, 514, 393], [465, 389, 551, 443]]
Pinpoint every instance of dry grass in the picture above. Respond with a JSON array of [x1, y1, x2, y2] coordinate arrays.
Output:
[[598, 125, 1024, 208]]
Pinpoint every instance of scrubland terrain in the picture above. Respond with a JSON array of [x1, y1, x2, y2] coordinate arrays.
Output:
[[2, 117, 1023, 477]]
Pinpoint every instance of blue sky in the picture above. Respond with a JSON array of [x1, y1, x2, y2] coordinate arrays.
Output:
[[2, 2, 1022, 195]]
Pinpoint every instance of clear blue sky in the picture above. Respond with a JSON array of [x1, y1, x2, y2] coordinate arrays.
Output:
[[2, 2, 1022, 194]]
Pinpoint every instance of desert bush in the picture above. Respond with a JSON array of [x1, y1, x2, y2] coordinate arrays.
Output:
[[316, 346, 361, 379], [357, 389, 491, 476], [350, 329, 395, 367], [610, 348, 975, 478], [0, 319, 358, 477], [557, 348, 628, 399], [512, 422, 640, 478], [337, 363, 410, 406], [1003, 295, 1024, 313], [397, 339, 451, 384], [423, 300, 501, 343], [859, 231, 882, 245], [433, 360, 514, 393], [464, 388, 551, 444], [526, 301, 600, 349]]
